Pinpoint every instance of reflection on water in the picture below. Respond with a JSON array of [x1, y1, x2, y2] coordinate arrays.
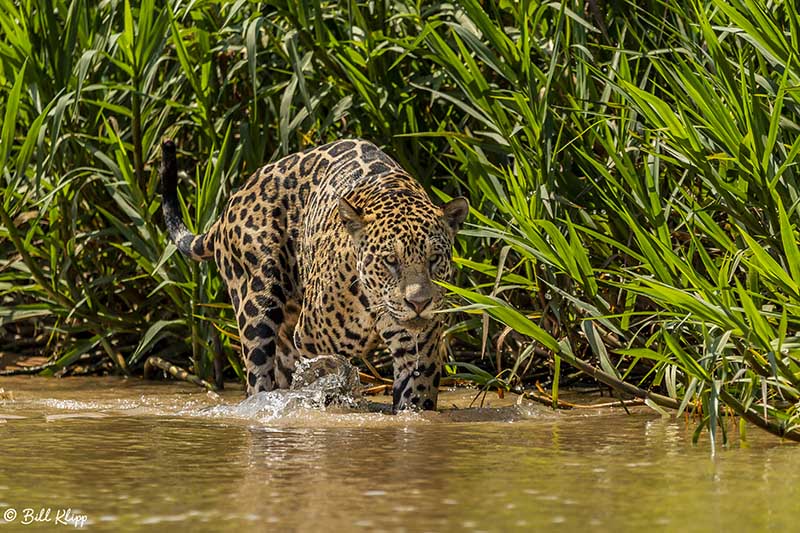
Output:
[[0, 376, 798, 532]]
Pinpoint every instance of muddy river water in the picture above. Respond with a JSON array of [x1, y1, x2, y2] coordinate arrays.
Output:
[[0, 376, 798, 532]]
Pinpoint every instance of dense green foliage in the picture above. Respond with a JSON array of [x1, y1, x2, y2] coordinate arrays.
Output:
[[1, 0, 799, 441]]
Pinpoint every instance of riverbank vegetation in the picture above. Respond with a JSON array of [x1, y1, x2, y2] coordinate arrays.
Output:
[[1, 0, 799, 442]]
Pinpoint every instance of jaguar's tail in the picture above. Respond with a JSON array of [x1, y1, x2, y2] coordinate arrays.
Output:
[[160, 139, 216, 262]]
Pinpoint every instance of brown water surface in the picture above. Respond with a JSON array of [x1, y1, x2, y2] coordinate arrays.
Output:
[[0, 376, 798, 532]]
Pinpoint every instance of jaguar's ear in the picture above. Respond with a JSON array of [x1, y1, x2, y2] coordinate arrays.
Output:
[[338, 198, 365, 238], [442, 197, 469, 234]]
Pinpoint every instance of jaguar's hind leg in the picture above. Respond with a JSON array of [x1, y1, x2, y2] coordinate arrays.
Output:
[[233, 293, 276, 394], [273, 299, 305, 388], [219, 235, 299, 395], [230, 278, 292, 395]]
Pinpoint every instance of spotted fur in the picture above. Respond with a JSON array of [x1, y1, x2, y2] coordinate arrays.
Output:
[[160, 139, 468, 412]]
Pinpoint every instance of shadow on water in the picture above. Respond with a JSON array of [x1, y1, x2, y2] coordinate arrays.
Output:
[[0, 374, 799, 532]]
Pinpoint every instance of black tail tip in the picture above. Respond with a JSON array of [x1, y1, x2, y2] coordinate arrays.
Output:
[[161, 139, 176, 155]]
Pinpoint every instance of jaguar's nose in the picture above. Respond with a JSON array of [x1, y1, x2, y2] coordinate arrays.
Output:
[[404, 295, 432, 315]]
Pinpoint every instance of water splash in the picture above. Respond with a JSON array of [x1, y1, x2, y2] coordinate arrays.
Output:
[[201, 355, 363, 423], [291, 354, 361, 395]]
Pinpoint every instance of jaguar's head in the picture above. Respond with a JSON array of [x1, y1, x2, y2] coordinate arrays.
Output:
[[339, 192, 468, 329]]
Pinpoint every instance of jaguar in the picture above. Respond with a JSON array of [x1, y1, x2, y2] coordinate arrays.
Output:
[[160, 138, 468, 412]]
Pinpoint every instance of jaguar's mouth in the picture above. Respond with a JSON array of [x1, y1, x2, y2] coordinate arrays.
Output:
[[396, 316, 432, 330]]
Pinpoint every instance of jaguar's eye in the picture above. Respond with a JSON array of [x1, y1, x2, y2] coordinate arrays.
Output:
[[429, 253, 444, 268], [384, 254, 399, 268]]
